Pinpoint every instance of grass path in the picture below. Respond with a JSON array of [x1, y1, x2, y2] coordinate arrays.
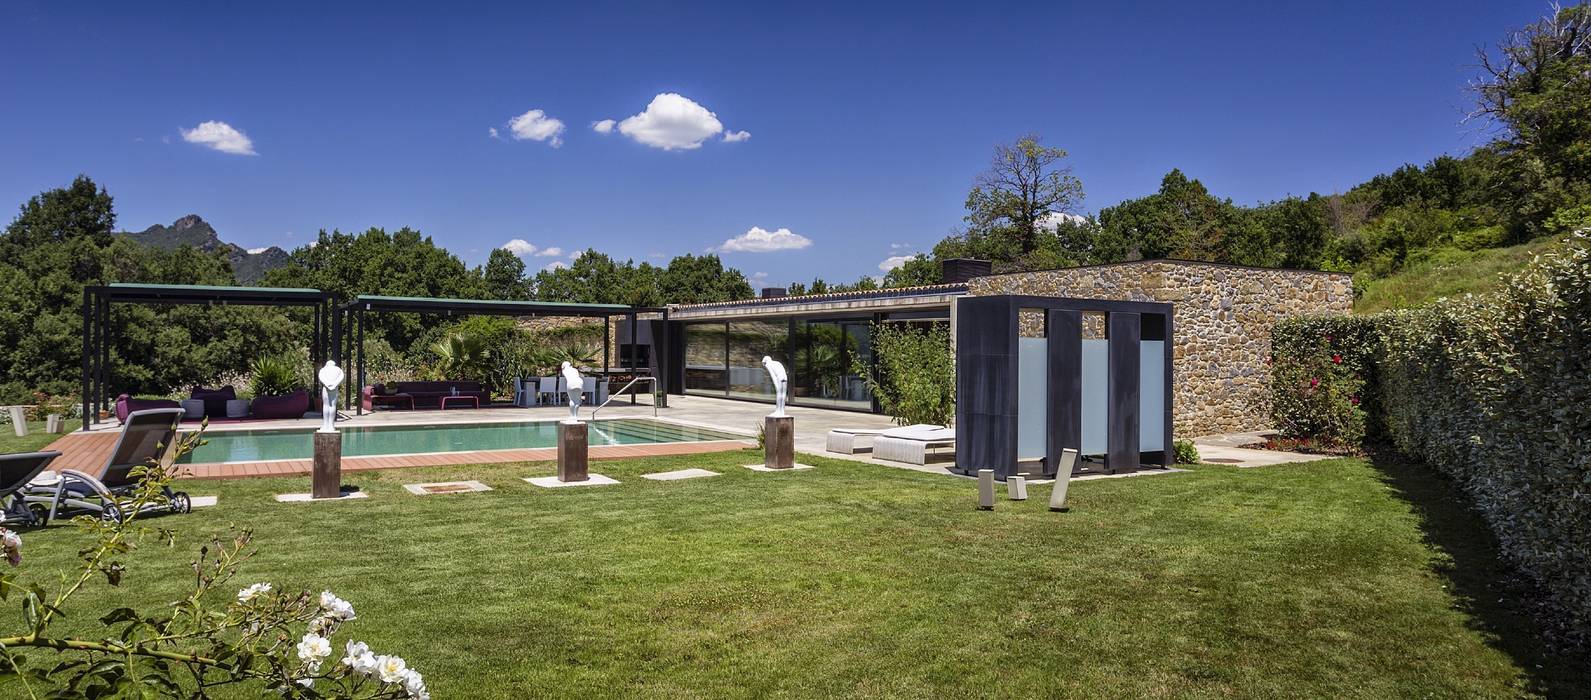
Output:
[[8, 450, 1584, 697]]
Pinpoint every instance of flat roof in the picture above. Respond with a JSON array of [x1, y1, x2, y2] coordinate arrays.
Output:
[[93, 283, 329, 305], [346, 294, 658, 317], [670, 283, 969, 312]]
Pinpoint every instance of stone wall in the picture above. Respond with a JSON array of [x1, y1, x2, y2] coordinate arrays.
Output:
[[967, 260, 1353, 437]]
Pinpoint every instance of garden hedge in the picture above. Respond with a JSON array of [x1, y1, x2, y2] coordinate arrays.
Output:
[[1273, 233, 1590, 644]]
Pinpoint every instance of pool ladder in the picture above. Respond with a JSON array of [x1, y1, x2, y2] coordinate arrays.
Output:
[[588, 376, 660, 421]]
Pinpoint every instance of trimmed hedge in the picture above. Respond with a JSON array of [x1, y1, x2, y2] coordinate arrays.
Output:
[[1273, 233, 1591, 644]]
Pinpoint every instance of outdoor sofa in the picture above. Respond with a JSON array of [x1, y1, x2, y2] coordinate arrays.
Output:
[[364, 381, 490, 410]]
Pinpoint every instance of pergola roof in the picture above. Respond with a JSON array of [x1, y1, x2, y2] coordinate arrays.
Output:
[[343, 294, 660, 317], [96, 283, 330, 306]]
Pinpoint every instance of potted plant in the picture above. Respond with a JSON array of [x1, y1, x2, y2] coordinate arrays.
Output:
[[248, 355, 311, 419]]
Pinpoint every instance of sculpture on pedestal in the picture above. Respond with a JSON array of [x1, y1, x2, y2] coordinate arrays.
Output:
[[561, 361, 584, 423], [761, 356, 788, 417], [317, 361, 344, 434]]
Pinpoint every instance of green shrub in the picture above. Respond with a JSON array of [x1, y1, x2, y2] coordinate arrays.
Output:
[[854, 322, 955, 427], [1270, 315, 1382, 448], [1172, 439, 1200, 464], [1273, 232, 1591, 644], [248, 355, 303, 397]]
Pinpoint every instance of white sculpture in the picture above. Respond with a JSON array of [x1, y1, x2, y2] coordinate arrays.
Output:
[[561, 361, 584, 423], [761, 355, 788, 417], [317, 361, 344, 434]]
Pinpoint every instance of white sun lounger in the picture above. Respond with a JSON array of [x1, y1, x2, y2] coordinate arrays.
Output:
[[826, 424, 943, 454], [873, 425, 956, 465]]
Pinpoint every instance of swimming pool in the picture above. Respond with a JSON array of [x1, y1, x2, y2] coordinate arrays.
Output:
[[178, 419, 747, 464]]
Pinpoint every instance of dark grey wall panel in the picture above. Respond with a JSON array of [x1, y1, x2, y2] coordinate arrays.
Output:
[[1046, 309, 1082, 478], [1107, 312, 1141, 474], [954, 297, 1017, 476]]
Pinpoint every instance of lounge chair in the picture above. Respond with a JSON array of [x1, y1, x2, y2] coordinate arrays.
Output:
[[26, 408, 192, 522], [826, 424, 943, 454], [0, 451, 60, 527], [873, 425, 957, 465]]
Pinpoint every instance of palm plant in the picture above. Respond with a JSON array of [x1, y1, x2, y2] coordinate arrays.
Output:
[[249, 355, 303, 397], [430, 332, 490, 381]]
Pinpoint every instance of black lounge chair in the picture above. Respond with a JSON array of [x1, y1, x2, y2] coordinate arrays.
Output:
[[0, 450, 61, 527], [25, 408, 192, 522]]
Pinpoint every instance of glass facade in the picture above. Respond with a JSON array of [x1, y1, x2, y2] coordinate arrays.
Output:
[[681, 315, 907, 412]]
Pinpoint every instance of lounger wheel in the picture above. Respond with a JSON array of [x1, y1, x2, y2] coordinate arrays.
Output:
[[26, 503, 50, 528], [100, 504, 124, 523], [171, 492, 191, 514]]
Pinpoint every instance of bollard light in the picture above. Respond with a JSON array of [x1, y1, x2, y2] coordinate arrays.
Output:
[[977, 469, 995, 510], [1008, 475, 1028, 501]]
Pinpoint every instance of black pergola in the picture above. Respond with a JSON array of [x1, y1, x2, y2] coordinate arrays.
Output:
[[81, 283, 334, 430], [335, 295, 669, 414]]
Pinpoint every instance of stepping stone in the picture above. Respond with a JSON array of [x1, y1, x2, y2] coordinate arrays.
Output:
[[190, 496, 218, 508], [273, 491, 370, 503], [743, 463, 816, 472], [523, 474, 620, 488], [641, 468, 720, 481], [403, 480, 492, 495]]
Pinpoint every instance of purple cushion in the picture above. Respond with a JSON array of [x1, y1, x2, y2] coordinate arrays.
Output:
[[190, 386, 236, 418], [116, 394, 181, 424], [249, 390, 309, 420]]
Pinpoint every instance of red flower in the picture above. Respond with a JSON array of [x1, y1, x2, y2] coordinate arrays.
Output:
[[1350, 396, 1361, 406], [1310, 377, 1320, 387], [1332, 354, 1342, 364]]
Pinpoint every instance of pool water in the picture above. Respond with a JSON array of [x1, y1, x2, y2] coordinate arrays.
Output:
[[178, 419, 746, 464]]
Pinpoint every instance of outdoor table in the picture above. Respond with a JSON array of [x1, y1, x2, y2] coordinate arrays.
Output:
[[440, 395, 480, 410]]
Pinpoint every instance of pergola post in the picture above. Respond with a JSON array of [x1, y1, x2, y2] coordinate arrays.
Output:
[[355, 305, 366, 416], [658, 307, 670, 407], [80, 288, 92, 431], [627, 312, 638, 405]]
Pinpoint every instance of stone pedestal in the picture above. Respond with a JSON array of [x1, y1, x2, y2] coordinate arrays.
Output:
[[764, 416, 794, 469], [558, 421, 589, 482], [312, 432, 342, 499]]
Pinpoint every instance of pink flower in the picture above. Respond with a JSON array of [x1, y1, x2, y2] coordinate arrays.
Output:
[[1350, 396, 1361, 406], [1310, 377, 1320, 387]]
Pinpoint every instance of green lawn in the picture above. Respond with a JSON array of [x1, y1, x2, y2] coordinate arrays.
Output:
[[0, 420, 60, 453], [10, 451, 1585, 698]]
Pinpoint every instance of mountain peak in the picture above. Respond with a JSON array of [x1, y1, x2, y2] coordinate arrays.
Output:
[[171, 214, 209, 230], [120, 214, 290, 284]]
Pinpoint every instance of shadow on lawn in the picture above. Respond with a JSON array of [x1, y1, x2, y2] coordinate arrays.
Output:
[[1368, 452, 1589, 698]]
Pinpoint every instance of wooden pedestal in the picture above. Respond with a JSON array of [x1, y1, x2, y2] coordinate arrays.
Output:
[[312, 432, 342, 499], [764, 416, 794, 470], [558, 421, 589, 482]]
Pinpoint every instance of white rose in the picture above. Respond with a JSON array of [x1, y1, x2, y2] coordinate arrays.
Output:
[[319, 591, 357, 621], [296, 633, 332, 663], [341, 640, 370, 668], [401, 668, 428, 699], [236, 582, 272, 604], [375, 654, 408, 684]]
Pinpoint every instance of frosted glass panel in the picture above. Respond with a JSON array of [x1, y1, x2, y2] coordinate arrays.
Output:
[[1017, 337, 1047, 460], [1139, 341, 1165, 451], [1081, 339, 1108, 455]]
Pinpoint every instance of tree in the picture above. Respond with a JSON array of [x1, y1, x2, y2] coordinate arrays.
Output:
[[661, 254, 753, 304], [1095, 170, 1241, 262], [963, 134, 1085, 255], [481, 248, 527, 300], [882, 254, 941, 288], [0, 175, 115, 256]]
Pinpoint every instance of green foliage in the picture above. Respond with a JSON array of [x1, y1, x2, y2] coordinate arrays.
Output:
[[1273, 233, 1591, 643], [249, 354, 304, 397], [882, 254, 942, 288], [481, 247, 528, 300], [532, 251, 753, 307], [1171, 439, 1200, 465], [429, 332, 491, 382], [962, 133, 1085, 256], [1270, 316, 1381, 450], [854, 322, 955, 426]]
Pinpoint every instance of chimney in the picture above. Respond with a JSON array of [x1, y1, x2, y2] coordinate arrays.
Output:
[[940, 258, 992, 283], [760, 287, 787, 299]]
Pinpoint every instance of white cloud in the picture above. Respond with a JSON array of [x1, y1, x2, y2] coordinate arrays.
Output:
[[544, 260, 568, 271], [1037, 211, 1087, 231], [717, 226, 812, 253], [612, 93, 724, 150], [500, 239, 539, 256], [246, 247, 270, 255], [506, 109, 565, 147], [488, 127, 500, 139], [889, 242, 912, 250], [879, 255, 916, 272], [721, 129, 751, 143], [180, 120, 256, 155], [591, 119, 615, 134], [536, 246, 563, 257]]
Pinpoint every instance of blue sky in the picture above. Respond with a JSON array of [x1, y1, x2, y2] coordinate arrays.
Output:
[[0, 1, 1543, 286]]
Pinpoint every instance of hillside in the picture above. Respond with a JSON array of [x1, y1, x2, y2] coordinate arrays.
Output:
[[120, 214, 290, 284], [1353, 236, 1564, 314]]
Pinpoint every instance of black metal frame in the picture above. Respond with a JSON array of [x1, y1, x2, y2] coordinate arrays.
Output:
[[334, 296, 669, 415], [952, 295, 1174, 479], [80, 284, 334, 431]]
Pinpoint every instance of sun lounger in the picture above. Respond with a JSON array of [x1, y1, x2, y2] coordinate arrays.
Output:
[[0, 451, 60, 527], [25, 408, 191, 522], [826, 424, 943, 454], [873, 425, 957, 465]]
